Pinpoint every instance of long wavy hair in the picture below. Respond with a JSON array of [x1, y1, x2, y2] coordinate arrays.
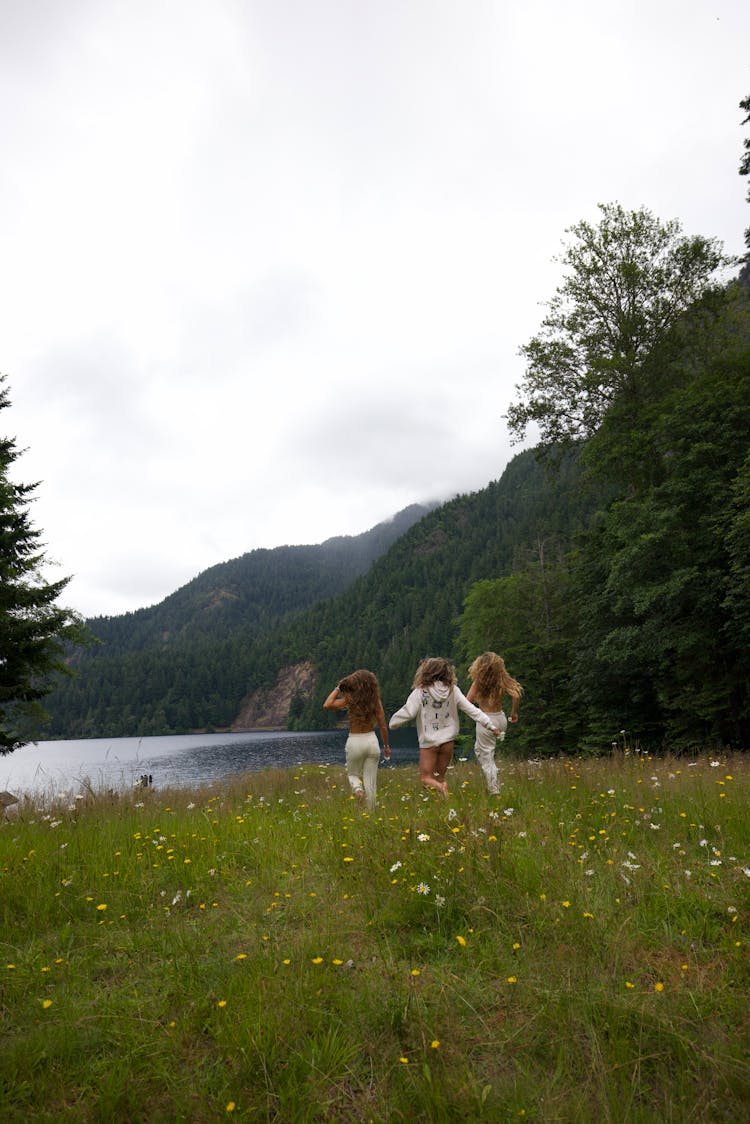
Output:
[[412, 657, 456, 690], [338, 669, 381, 727], [468, 651, 523, 706]]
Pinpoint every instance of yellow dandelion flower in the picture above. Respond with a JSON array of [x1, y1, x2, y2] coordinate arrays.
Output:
[[625, 981, 635, 989], [431, 1040, 440, 1049], [217, 999, 227, 1008], [283, 958, 291, 965], [513, 942, 521, 950], [562, 901, 570, 908], [654, 982, 664, 992], [332, 959, 343, 966], [96, 903, 107, 912], [343, 856, 354, 862], [399, 1056, 409, 1064], [507, 976, 517, 984], [411, 968, 421, 977], [456, 935, 466, 947], [234, 954, 248, 961], [42, 999, 53, 1009], [311, 956, 324, 964], [226, 1102, 236, 1113]]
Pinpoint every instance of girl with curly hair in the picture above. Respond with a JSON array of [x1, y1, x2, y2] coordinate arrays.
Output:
[[323, 669, 390, 809], [466, 651, 523, 794], [389, 657, 500, 796]]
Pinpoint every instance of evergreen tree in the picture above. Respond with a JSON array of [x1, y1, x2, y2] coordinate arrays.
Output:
[[0, 376, 85, 752]]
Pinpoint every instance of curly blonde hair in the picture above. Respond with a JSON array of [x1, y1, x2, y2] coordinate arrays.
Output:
[[338, 669, 381, 728], [412, 657, 456, 690], [467, 651, 523, 708]]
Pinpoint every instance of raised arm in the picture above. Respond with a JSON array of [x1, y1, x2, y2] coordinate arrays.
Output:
[[323, 685, 348, 711]]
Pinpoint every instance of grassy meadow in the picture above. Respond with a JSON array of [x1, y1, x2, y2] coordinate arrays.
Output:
[[1, 749, 748, 1122]]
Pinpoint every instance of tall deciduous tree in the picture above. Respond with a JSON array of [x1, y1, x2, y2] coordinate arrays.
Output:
[[0, 375, 84, 752], [506, 203, 730, 447]]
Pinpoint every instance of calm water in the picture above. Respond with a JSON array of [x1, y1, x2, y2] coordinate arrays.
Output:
[[0, 729, 420, 798]]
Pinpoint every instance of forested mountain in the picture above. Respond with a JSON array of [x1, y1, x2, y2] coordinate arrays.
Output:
[[43, 504, 435, 736], [45, 452, 600, 739]]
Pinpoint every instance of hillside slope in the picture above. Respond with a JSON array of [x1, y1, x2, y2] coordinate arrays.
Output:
[[44, 503, 434, 736]]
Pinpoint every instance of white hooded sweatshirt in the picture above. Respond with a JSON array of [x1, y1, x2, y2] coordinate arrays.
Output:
[[389, 681, 498, 749]]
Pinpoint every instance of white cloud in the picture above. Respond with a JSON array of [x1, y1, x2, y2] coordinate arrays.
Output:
[[2, 0, 748, 617]]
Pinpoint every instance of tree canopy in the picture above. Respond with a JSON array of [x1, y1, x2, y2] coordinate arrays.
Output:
[[506, 203, 730, 447], [0, 376, 84, 753]]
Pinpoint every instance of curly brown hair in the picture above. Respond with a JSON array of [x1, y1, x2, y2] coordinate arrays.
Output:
[[467, 651, 523, 708], [412, 657, 456, 690], [338, 669, 381, 728]]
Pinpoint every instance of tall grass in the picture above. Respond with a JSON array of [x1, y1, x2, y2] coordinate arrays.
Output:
[[1, 751, 748, 1121]]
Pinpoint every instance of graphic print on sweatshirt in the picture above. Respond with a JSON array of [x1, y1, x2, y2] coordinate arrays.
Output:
[[421, 689, 447, 734]]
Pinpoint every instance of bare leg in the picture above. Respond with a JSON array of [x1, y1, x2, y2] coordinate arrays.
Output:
[[419, 743, 453, 797]]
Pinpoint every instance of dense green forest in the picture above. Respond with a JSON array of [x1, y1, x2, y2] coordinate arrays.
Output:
[[42, 504, 434, 737], [43, 206, 750, 754]]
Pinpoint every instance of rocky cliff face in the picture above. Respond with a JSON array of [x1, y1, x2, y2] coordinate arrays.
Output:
[[231, 661, 316, 729]]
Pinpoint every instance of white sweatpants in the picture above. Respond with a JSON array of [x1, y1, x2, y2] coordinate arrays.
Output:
[[345, 732, 381, 809], [474, 711, 508, 794]]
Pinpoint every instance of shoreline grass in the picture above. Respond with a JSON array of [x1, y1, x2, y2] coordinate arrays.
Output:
[[1, 752, 748, 1121]]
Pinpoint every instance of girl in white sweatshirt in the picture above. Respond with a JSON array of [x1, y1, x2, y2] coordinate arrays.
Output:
[[389, 657, 500, 796]]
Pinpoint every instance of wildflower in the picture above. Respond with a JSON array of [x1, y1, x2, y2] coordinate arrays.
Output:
[[456, 935, 466, 947], [411, 968, 421, 977], [417, 833, 430, 842], [217, 1000, 227, 1008], [332, 959, 343, 966], [399, 1057, 409, 1064], [311, 957, 323, 965], [416, 882, 430, 895], [42, 999, 53, 1009], [562, 901, 571, 909], [226, 1102, 236, 1113], [435, 895, 446, 907], [343, 856, 354, 863], [234, 954, 248, 961], [625, 981, 635, 989], [654, 982, 664, 992], [503, 808, 514, 817], [96, 903, 107, 912], [507, 976, 517, 984], [431, 1040, 440, 1049], [390, 861, 402, 872]]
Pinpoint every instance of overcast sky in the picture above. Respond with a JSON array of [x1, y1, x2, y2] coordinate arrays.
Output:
[[2, 0, 748, 620]]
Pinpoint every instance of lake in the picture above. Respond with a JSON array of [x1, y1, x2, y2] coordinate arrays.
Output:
[[0, 729, 421, 799]]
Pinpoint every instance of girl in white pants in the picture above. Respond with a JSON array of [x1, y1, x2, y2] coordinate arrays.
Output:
[[466, 652, 523, 794], [323, 670, 390, 809]]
